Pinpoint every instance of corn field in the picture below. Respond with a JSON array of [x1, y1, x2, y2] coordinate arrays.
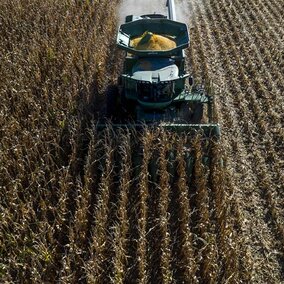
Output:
[[0, 0, 283, 283]]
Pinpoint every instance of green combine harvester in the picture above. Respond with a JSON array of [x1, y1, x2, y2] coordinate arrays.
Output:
[[100, 0, 220, 138]]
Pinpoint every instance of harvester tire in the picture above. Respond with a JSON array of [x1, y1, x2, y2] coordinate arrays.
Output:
[[106, 85, 119, 119], [178, 102, 193, 123], [192, 103, 204, 124]]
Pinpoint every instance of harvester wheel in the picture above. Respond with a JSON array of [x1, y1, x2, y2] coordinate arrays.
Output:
[[178, 102, 193, 123], [192, 103, 204, 124], [106, 85, 119, 119], [177, 102, 204, 123]]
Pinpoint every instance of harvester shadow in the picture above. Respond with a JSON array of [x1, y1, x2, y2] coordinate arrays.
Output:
[[54, 48, 122, 281]]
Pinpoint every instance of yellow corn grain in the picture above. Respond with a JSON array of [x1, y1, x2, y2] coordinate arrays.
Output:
[[131, 31, 176, 51]]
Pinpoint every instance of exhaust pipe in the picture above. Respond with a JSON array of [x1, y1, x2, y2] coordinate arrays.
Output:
[[167, 0, 177, 21]]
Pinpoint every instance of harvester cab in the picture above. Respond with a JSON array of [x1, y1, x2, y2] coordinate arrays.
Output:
[[101, 0, 220, 138]]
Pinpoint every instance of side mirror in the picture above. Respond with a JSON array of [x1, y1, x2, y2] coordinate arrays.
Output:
[[188, 76, 194, 86]]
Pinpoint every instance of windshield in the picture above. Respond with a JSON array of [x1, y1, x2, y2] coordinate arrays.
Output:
[[137, 82, 174, 102]]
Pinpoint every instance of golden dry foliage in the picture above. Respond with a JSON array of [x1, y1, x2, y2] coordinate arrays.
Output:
[[1, 0, 283, 283], [131, 32, 176, 50], [0, 0, 119, 282], [190, 0, 284, 282]]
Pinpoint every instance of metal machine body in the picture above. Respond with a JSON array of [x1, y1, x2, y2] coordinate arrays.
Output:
[[103, 0, 220, 138]]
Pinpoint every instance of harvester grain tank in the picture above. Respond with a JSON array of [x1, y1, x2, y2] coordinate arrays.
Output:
[[101, 0, 220, 138]]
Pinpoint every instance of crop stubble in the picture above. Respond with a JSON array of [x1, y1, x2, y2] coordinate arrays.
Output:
[[189, 0, 284, 282]]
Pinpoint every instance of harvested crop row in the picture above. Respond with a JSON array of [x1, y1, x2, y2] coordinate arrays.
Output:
[[190, 0, 284, 282], [190, 3, 254, 280], [214, 0, 284, 245]]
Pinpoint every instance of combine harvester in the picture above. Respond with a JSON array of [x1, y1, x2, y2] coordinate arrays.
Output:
[[100, 0, 220, 138]]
